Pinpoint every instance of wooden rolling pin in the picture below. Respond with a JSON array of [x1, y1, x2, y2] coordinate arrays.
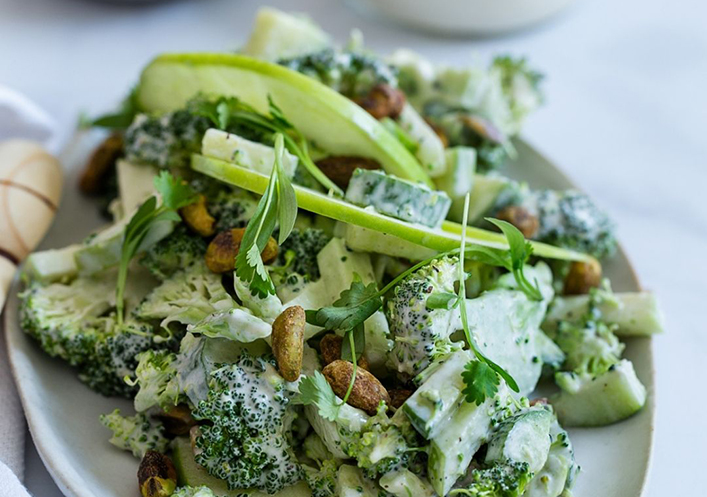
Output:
[[0, 140, 62, 309]]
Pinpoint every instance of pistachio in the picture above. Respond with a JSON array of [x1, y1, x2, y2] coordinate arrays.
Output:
[[137, 450, 177, 497], [79, 133, 123, 194], [495, 205, 540, 239], [355, 83, 406, 120], [315, 156, 381, 190], [388, 388, 413, 409], [180, 194, 215, 237], [319, 333, 369, 370], [323, 360, 390, 415], [461, 115, 506, 145], [156, 404, 196, 436], [271, 306, 306, 381], [564, 259, 602, 295], [205, 228, 278, 273]]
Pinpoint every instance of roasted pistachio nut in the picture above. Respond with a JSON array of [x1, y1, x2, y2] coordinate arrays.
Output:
[[322, 360, 390, 415], [180, 194, 216, 237], [315, 155, 381, 190], [205, 228, 278, 273], [564, 259, 602, 295], [156, 404, 196, 436], [79, 133, 123, 194], [138, 450, 177, 497], [319, 333, 369, 370], [271, 306, 306, 381], [388, 388, 413, 409], [355, 83, 406, 120], [495, 205, 540, 239]]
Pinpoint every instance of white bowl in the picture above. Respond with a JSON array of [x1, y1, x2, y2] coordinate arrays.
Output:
[[350, 0, 577, 36]]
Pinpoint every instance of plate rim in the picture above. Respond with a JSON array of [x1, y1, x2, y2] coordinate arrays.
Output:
[[4, 137, 656, 497]]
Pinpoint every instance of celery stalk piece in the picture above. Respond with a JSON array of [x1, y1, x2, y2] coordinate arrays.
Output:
[[193, 154, 590, 263]]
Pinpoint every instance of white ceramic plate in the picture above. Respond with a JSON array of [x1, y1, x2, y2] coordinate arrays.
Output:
[[4, 134, 654, 497]]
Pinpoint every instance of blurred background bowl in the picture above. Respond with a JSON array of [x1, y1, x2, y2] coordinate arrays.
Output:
[[350, 0, 578, 36]]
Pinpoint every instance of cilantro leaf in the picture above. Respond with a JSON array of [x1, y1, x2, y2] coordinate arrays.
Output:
[[306, 275, 382, 331], [87, 86, 139, 129], [153, 170, 198, 210], [299, 371, 340, 422], [341, 323, 366, 362], [462, 360, 501, 405]]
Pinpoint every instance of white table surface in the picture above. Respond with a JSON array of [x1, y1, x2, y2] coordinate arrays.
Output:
[[1, 0, 705, 495]]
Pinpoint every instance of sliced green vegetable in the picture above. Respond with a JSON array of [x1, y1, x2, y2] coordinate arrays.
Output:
[[137, 53, 432, 185], [192, 154, 590, 262]]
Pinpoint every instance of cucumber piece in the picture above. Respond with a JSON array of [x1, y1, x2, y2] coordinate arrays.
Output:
[[116, 160, 157, 214], [543, 292, 664, 337], [427, 386, 505, 496], [192, 155, 590, 263], [336, 465, 380, 497], [435, 147, 477, 200], [525, 421, 578, 497], [448, 173, 510, 223], [138, 53, 432, 185], [379, 469, 435, 497], [345, 169, 451, 228], [551, 359, 647, 427], [24, 245, 80, 283], [402, 350, 471, 440], [485, 407, 554, 473], [241, 7, 330, 61], [202, 129, 298, 177], [396, 103, 446, 177], [172, 437, 312, 496]]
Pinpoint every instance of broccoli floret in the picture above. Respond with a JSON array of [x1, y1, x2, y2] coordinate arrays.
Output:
[[274, 227, 332, 283], [132, 349, 180, 412], [99, 409, 168, 458], [78, 321, 156, 397], [19, 277, 115, 364], [192, 352, 302, 493], [208, 188, 259, 231], [303, 459, 339, 497], [456, 461, 533, 497], [140, 225, 208, 280], [495, 188, 617, 258], [171, 487, 217, 497], [386, 255, 464, 377], [279, 48, 398, 98], [349, 406, 423, 479], [134, 262, 234, 330], [19, 273, 165, 397], [124, 110, 210, 169]]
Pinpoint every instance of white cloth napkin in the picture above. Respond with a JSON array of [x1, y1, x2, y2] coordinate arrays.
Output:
[[0, 86, 58, 497]]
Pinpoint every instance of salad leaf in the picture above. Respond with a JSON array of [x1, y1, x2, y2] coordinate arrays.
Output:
[[299, 371, 340, 422]]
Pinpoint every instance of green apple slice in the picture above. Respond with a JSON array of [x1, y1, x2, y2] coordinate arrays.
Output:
[[137, 53, 432, 186], [192, 154, 590, 262]]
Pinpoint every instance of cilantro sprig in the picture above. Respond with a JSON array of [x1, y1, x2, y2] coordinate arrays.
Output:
[[115, 171, 197, 323], [192, 96, 343, 196], [235, 133, 297, 298]]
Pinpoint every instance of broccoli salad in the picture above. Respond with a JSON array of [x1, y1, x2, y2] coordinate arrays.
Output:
[[19, 7, 664, 497]]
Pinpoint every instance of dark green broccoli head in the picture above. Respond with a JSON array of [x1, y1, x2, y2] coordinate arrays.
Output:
[[141, 225, 208, 280], [208, 188, 259, 231], [302, 460, 338, 497], [275, 228, 332, 283], [193, 353, 302, 493], [460, 461, 533, 497], [124, 110, 210, 169], [279, 49, 398, 98]]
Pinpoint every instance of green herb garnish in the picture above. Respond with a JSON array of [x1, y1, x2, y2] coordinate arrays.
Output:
[[115, 171, 197, 323], [235, 133, 297, 298]]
